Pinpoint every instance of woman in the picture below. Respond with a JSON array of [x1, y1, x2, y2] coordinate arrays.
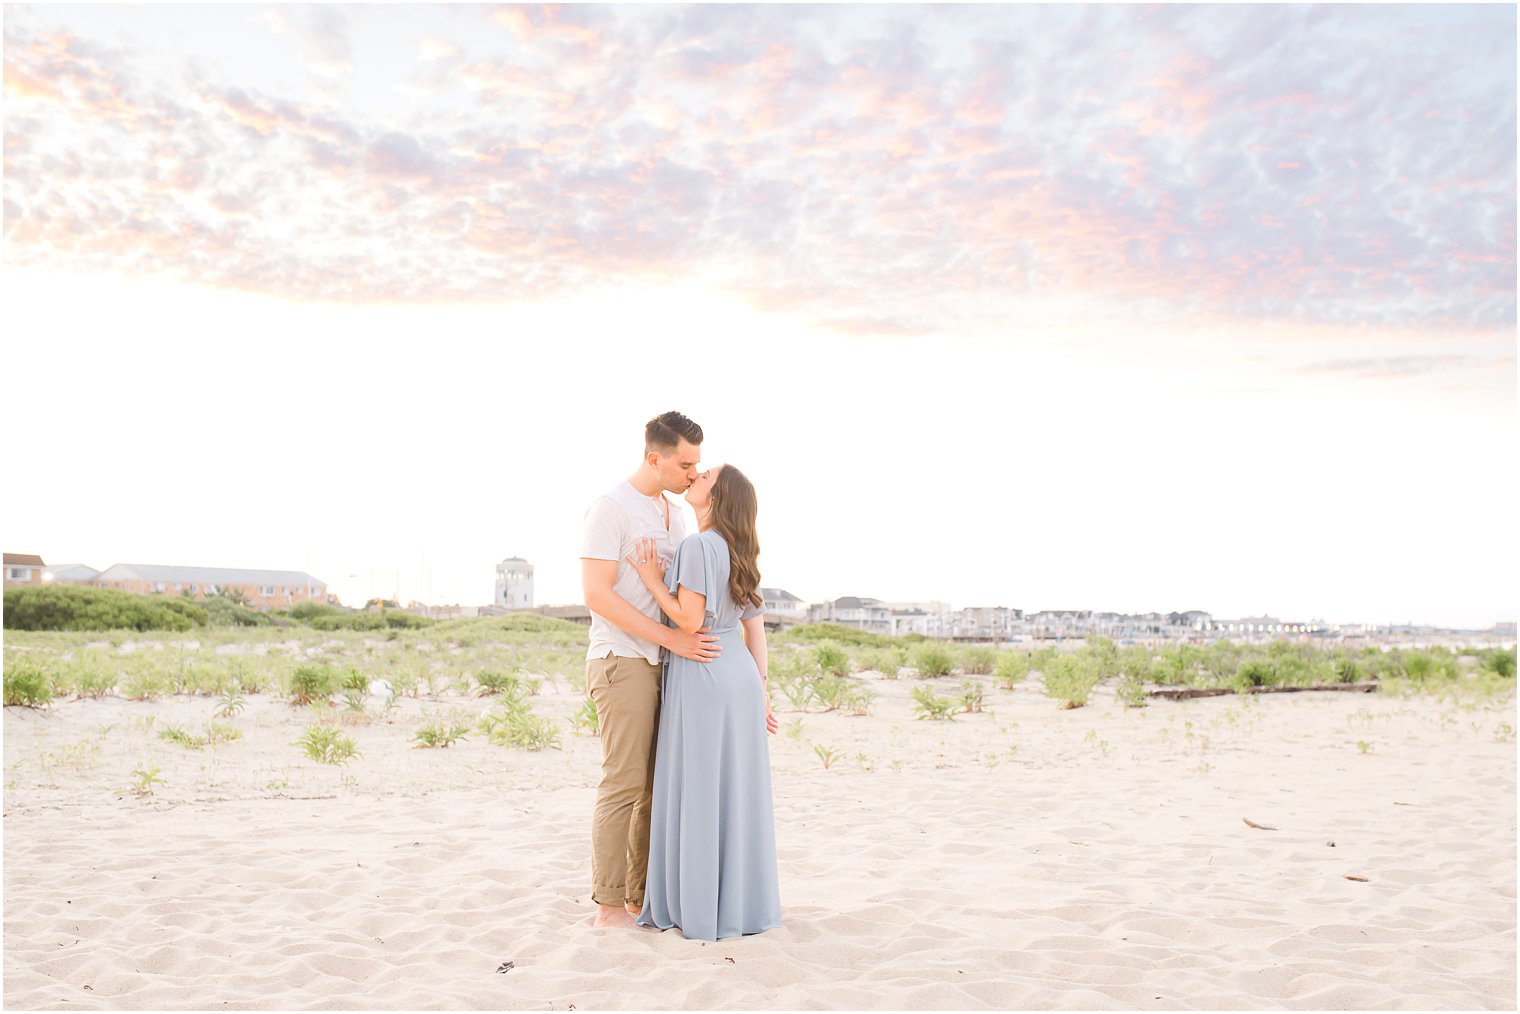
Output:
[[626, 464, 782, 941]]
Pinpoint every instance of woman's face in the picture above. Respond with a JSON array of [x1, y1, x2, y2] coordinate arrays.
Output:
[[684, 465, 723, 510]]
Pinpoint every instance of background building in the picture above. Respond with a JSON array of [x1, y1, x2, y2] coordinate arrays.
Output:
[[91, 563, 326, 610], [4, 553, 45, 588], [495, 557, 534, 609]]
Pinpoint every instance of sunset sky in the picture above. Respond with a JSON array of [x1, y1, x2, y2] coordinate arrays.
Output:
[[3, 4, 1515, 628]]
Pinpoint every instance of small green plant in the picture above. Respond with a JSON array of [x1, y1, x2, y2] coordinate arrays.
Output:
[[473, 670, 522, 696], [856, 646, 904, 678], [811, 674, 849, 712], [158, 725, 205, 749], [1356, 740, 1373, 755], [204, 722, 242, 745], [214, 689, 247, 718], [839, 685, 876, 716], [124, 766, 164, 797], [3, 659, 53, 708], [813, 743, 841, 769], [412, 721, 470, 748], [523, 676, 544, 696], [854, 752, 874, 771], [1495, 722, 1515, 742], [911, 685, 957, 721], [783, 718, 805, 740], [958, 679, 985, 713], [1116, 672, 1148, 709], [777, 676, 814, 712], [477, 703, 562, 751], [296, 724, 361, 765], [569, 696, 600, 736], [910, 642, 955, 678]]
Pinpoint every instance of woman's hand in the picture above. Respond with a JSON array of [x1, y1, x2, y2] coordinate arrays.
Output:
[[763, 693, 779, 735], [626, 536, 666, 591]]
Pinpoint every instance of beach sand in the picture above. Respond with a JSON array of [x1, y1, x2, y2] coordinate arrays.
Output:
[[4, 672, 1515, 1010]]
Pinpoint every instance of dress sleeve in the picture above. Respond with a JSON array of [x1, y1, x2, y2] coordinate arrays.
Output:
[[740, 600, 764, 621], [667, 535, 708, 598]]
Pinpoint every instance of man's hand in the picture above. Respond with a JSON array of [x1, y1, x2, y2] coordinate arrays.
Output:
[[665, 626, 721, 662]]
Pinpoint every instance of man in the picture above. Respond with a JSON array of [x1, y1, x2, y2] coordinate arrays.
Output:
[[580, 410, 720, 929]]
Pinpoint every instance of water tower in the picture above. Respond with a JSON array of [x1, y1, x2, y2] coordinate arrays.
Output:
[[495, 557, 534, 609]]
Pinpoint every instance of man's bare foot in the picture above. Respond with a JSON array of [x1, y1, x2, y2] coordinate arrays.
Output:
[[593, 904, 636, 928], [625, 902, 641, 917]]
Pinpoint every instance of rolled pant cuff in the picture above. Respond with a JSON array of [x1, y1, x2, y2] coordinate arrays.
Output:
[[592, 884, 626, 907]]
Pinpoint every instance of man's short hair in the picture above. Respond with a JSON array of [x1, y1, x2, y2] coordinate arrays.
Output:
[[646, 411, 703, 453]]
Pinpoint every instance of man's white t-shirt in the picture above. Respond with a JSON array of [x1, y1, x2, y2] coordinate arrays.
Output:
[[581, 480, 689, 665]]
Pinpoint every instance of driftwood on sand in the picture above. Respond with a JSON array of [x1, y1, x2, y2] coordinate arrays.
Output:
[[1148, 681, 1381, 701]]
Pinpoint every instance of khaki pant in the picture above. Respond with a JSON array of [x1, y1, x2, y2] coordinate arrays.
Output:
[[587, 651, 662, 908]]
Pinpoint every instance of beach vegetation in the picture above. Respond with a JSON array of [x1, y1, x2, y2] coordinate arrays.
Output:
[[4, 585, 207, 632], [288, 665, 339, 705], [909, 642, 955, 678], [855, 646, 905, 678], [840, 685, 877, 716], [120, 669, 166, 701], [412, 721, 470, 748], [569, 696, 600, 736], [776, 676, 815, 711], [783, 718, 805, 740], [1042, 654, 1101, 709], [994, 651, 1031, 689], [296, 724, 361, 765], [813, 743, 841, 769], [812, 640, 852, 676], [911, 685, 957, 721], [957, 645, 997, 675], [477, 703, 562, 751], [123, 766, 164, 797], [215, 690, 246, 718], [3, 658, 53, 708], [1116, 671, 1148, 708], [775, 622, 892, 649], [958, 679, 985, 713]]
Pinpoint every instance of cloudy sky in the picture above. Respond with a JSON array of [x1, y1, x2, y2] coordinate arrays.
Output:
[[3, 4, 1515, 628]]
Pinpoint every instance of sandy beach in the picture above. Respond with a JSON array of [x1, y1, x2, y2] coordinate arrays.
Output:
[[4, 658, 1515, 1010]]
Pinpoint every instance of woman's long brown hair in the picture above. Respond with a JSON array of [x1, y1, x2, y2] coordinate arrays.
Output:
[[708, 465, 763, 611]]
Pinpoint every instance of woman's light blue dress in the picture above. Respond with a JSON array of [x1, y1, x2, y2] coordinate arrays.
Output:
[[637, 530, 781, 941]]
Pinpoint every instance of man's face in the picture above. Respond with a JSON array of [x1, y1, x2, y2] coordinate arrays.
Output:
[[653, 438, 702, 493]]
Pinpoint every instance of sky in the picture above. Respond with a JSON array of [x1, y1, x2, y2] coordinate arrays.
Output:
[[2, 3, 1515, 629]]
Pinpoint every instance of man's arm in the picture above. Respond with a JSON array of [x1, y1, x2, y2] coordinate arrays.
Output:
[[581, 559, 720, 661]]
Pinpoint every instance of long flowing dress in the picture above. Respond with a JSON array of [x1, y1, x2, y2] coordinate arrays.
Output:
[[637, 529, 782, 941]]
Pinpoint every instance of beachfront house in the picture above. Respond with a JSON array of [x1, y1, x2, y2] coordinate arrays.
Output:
[[4, 553, 45, 588], [760, 588, 806, 619], [495, 557, 534, 609], [809, 596, 894, 636], [92, 563, 327, 611], [951, 606, 1024, 641], [42, 563, 101, 585]]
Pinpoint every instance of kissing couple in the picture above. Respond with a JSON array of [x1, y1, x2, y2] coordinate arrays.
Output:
[[579, 411, 781, 941]]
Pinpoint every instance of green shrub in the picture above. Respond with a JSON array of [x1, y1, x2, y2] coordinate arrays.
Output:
[[569, 696, 600, 736], [855, 646, 905, 678], [3, 658, 53, 707], [1042, 655, 1101, 709], [474, 670, 523, 696], [1116, 671, 1148, 708], [994, 651, 1030, 689], [910, 685, 956, 720], [198, 596, 276, 628], [289, 665, 338, 705], [775, 622, 892, 649], [1481, 648, 1516, 679], [910, 642, 954, 677], [4, 585, 207, 631], [812, 641, 852, 676], [811, 673, 850, 711], [477, 703, 561, 751], [958, 646, 996, 675]]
